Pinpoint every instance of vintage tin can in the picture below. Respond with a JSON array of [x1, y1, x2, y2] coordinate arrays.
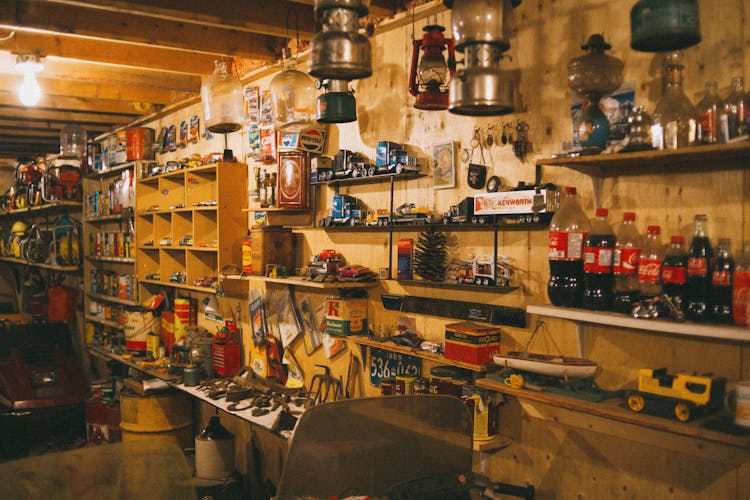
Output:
[[380, 378, 395, 396], [395, 375, 416, 395]]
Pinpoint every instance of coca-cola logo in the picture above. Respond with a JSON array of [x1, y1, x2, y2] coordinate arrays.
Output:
[[549, 233, 560, 247], [640, 262, 661, 276]]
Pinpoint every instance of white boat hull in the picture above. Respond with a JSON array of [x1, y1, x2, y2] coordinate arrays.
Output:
[[492, 352, 598, 379]]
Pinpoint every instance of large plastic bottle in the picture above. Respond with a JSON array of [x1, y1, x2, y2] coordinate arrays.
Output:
[[548, 187, 590, 307], [661, 235, 688, 311], [638, 225, 664, 298], [686, 214, 713, 322], [583, 208, 615, 310], [613, 212, 642, 313], [733, 241, 750, 326], [711, 238, 735, 324]]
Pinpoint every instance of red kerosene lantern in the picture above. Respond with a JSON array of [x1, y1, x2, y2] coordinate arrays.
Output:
[[408, 25, 456, 110]]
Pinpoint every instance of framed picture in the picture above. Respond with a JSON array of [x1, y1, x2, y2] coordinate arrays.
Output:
[[433, 142, 456, 189]]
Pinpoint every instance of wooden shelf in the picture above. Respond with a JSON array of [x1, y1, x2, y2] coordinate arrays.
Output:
[[220, 274, 379, 290], [85, 314, 125, 329], [138, 206, 217, 215], [536, 141, 750, 178], [0, 256, 79, 272], [347, 335, 488, 373], [527, 304, 750, 343], [475, 377, 750, 452], [87, 292, 139, 307], [312, 171, 426, 187], [86, 160, 154, 179], [87, 344, 179, 381], [0, 201, 82, 218], [139, 278, 217, 294], [86, 255, 135, 263], [85, 213, 124, 223], [393, 279, 518, 294], [136, 162, 218, 184]]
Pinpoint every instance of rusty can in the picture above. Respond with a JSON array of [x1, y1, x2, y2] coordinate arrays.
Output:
[[380, 378, 395, 396], [395, 375, 416, 395], [429, 365, 472, 398], [125, 127, 155, 160]]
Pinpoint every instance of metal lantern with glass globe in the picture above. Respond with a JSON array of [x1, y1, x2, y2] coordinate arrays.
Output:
[[409, 25, 456, 111], [309, 0, 372, 81], [567, 34, 624, 153], [316, 79, 357, 123], [444, 0, 522, 116], [201, 60, 244, 160], [270, 48, 316, 132]]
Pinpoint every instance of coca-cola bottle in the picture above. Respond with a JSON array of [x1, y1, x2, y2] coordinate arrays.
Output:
[[721, 76, 747, 141], [548, 187, 590, 307], [686, 214, 713, 322], [583, 208, 615, 310], [638, 225, 664, 299], [661, 235, 688, 311], [613, 212, 642, 313], [711, 238, 735, 323], [733, 241, 750, 326], [696, 81, 723, 145]]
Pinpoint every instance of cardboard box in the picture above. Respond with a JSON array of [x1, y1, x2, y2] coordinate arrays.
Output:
[[249, 226, 294, 276], [444, 321, 501, 365], [325, 297, 368, 336]]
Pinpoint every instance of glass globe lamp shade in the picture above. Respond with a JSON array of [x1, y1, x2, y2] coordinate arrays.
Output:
[[60, 123, 87, 157], [270, 50, 316, 132], [418, 52, 448, 89], [201, 60, 244, 134]]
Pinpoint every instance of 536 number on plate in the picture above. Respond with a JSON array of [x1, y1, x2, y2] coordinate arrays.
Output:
[[369, 348, 422, 387]]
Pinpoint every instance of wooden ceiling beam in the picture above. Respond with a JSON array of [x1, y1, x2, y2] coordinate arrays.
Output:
[[43, 0, 317, 41], [290, 0, 396, 18], [0, 106, 134, 126], [0, 119, 105, 135], [0, 30, 262, 76], [0, 89, 148, 115], [0, 1, 282, 61]]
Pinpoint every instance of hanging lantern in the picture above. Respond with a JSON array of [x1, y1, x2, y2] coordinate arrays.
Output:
[[631, 0, 701, 52], [59, 123, 87, 158], [201, 60, 244, 135], [408, 25, 456, 111], [445, 0, 522, 116], [309, 0, 372, 81], [567, 34, 624, 153], [270, 48, 316, 132], [316, 79, 357, 123]]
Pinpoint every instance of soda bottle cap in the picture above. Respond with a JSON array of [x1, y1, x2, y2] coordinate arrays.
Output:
[[564, 186, 577, 195], [670, 235, 684, 244], [623, 212, 635, 221], [595, 208, 608, 217], [719, 237, 731, 243], [695, 214, 707, 220], [647, 225, 660, 234]]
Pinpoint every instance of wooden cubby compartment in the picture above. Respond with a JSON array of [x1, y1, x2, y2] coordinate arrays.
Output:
[[185, 169, 217, 207]]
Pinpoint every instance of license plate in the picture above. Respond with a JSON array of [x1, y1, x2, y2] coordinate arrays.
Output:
[[369, 348, 421, 387]]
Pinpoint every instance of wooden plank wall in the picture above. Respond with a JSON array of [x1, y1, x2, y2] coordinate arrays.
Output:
[[147, 0, 750, 496]]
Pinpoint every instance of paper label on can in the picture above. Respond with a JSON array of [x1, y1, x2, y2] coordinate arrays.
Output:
[[688, 257, 708, 276], [613, 248, 640, 274], [661, 265, 687, 284], [638, 258, 662, 283], [583, 247, 613, 273], [549, 231, 586, 260]]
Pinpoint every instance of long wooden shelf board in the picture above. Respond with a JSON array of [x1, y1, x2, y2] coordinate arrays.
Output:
[[527, 304, 750, 342], [475, 377, 750, 451], [86, 255, 135, 263], [243, 207, 312, 213], [85, 214, 124, 223], [86, 344, 179, 381], [0, 256, 79, 272], [139, 279, 217, 294], [138, 206, 217, 216], [85, 314, 125, 329], [393, 279, 518, 294], [150, 245, 217, 252], [220, 274, 379, 290], [86, 160, 154, 179], [312, 171, 426, 187], [316, 221, 549, 233], [87, 292, 139, 307], [136, 162, 219, 184], [537, 140, 750, 177], [0, 201, 82, 217], [347, 335, 488, 373]]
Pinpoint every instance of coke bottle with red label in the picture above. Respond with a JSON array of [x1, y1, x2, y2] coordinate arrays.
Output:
[[613, 212, 642, 313], [661, 235, 688, 311], [583, 208, 615, 310], [733, 242, 750, 326], [548, 187, 590, 307], [711, 238, 734, 323], [686, 214, 713, 322], [638, 225, 664, 299]]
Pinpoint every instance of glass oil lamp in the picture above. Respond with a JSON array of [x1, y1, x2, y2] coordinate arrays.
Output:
[[270, 48, 316, 132], [408, 25, 456, 110], [567, 34, 624, 153], [201, 60, 244, 160]]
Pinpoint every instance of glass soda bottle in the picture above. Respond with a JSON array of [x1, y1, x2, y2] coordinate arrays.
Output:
[[661, 235, 688, 311], [733, 241, 750, 326], [686, 214, 713, 322], [638, 225, 664, 298], [711, 238, 735, 323], [613, 212, 642, 313], [722, 76, 747, 141], [654, 51, 697, 149], [583, 208, 615, 310], [548, 187, 590, 307], [696, 81, 723, 145]]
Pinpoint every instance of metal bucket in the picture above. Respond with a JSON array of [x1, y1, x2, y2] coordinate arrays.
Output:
[[120, 391, 193, 449]]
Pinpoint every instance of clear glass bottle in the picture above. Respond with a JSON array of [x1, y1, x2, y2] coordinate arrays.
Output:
[[696, 81, 723, 144], [269, 48, 316, 132], [721, 76, 747, 141], [200, 60, 244, 134], [654, 51, 696, 149]]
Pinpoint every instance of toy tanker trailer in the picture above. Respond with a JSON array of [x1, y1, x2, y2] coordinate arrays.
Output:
[[626, 368, 726, 422]]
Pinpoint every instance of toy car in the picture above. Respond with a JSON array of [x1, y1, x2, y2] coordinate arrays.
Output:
[[169, 272, 186, 283], [317, 249, 343, 262], [179, 234, 193, 246], [338, 264, 371, 278]]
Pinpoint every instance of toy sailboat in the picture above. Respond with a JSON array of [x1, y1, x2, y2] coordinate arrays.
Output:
[[492, 320, 598, 379]]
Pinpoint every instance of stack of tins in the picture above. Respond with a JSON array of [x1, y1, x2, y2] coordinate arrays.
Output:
[[119, 390, 193, 448]]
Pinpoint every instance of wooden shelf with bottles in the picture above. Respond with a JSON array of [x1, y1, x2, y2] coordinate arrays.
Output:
[[135, 162, 247, 297]]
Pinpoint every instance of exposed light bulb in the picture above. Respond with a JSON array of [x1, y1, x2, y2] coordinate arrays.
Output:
[[18, 72, 41, 106]]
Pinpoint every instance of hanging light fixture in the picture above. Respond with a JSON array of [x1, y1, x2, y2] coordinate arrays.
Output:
[[309, 0, 372, 81], [631, 0, 701, 52], [15, 54, 43, 107], [408, 25, 456, 110], [200, 59, 244, 160], [270, 49, 316, 132]]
